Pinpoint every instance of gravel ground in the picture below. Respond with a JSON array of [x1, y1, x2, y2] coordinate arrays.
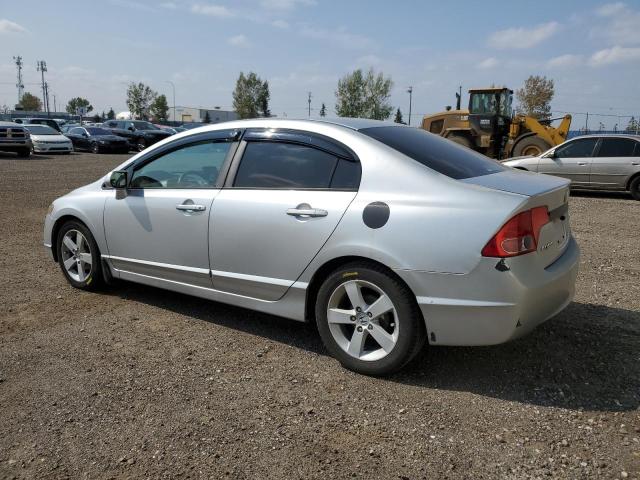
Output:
[[0, 151, 638, 479]]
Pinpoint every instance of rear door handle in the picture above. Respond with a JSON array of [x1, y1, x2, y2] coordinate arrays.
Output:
[[577, 162, 588, 166], [176, 203, 206, 212], [286, 203, 328, 218]]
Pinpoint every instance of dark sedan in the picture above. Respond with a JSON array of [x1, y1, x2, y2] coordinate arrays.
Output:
[[102, 120, 172, 152], [65, 127, 130, 154]]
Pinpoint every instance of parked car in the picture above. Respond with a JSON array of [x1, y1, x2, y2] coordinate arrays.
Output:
[[43, 118, 579, 375], [14, 117, 62, 132], [61, 124, 81, 134], [24, 124, 72, 154], [504, 134, 640, 200], [0, 121, 32, 157], [102, 120, 172, 152], [65, 126, 130, 154]]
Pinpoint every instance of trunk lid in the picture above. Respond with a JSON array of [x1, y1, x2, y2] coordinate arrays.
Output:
[[464, 170, 572, 267]]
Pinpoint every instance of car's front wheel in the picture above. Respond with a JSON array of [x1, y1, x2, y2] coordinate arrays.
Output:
[[91, 142, 100, 154], [56, 220, 103, 290], [315, 262, 426, 375], [136, 138, 146, 152]]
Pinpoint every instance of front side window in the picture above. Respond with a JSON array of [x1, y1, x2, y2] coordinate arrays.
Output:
[[234, 141, 351, 189], [130, 141, 231, 188], [597, 138, 637, 157], [555, 138, 598, 158]]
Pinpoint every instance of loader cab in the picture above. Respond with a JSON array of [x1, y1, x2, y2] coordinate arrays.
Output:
[[468, 87, 513, 156]]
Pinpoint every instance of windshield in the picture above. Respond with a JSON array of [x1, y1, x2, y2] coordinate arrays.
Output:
[[499, 91, 512, 116], [360, 126, 506, 180], [25, 125, 58, 135], [86, 127, 111, 136], [132, 121, 158, 130], [469, 93, 498, 115]]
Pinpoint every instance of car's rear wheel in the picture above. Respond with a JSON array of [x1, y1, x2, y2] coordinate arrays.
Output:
[[56, 220, 103, 290], [630, 175, 640, 201], [91, 142, 100, 154], [315, 262, 426, 375], [136, 138, 146, 152]]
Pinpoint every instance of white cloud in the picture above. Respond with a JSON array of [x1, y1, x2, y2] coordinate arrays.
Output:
[[477, 57, 499, 69], [0, 19, 27, 34], [596, 2, 626, 16], [191, 3, 234, 17], [591, 2, 640, 46], [299, 25, 372, 49], [589, 45, 640, 66], [487, 21, 559, 49], [228, 34, 250, 47], [271, 19, 289, 29], [260, 0, 315, 10], [547, 54, 583, 68]]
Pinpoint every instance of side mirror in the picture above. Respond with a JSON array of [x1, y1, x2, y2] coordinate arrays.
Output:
[[110, 170, 128, 189], [82, 132, 88, 137]]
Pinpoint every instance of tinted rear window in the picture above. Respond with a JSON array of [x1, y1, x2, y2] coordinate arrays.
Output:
[[360, 126, 506, 179], [597, 138, 637, 157]]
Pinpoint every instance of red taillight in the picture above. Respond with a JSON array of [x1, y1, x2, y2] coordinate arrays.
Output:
[[482, 206, 550, 258]]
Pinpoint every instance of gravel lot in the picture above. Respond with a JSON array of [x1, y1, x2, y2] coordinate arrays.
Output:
[[0, 151, 638, 479]]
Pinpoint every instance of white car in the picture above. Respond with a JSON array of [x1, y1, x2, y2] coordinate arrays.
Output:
[[25, 124, 73, 154]]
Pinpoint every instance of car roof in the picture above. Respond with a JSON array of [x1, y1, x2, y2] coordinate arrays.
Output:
[[0, 121, 23, 126], [569, 134, 640, 141], [307, 117, 400, 130]]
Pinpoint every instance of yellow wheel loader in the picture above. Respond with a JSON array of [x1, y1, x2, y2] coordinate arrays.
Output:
[[421, 87, 571, 159]]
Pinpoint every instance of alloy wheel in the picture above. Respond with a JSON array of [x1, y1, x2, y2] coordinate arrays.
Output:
[[326, 279, 399, 362], [60, 229, 92, 282]]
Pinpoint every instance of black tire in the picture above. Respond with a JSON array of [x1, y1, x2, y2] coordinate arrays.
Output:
[[315, 262, 426, 376], [91, 142, 100, 154], [136, 138, 146, 152], [512, 136, 551, 157], [448, 134, 473, 149], [630, 175, 640, 201], [16, 148, 31, 158], [55, 220, 104, 291]]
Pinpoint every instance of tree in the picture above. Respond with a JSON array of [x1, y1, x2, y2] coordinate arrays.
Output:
[[92, 114, 101, 123], [335, 68, 394, 120], [150, 94, 169, 122], [126, 82, 157, 120], [626, 116, 639, 133], [232, 72, 270, 119], [516, 75, 554, 120], [107, 108, 115, 120], [66, 97, 93, 115], [394, 108, 404, 124], [319, 102, 327, 117], [19, 92, 42, 111], [203, 111, 211, 123]]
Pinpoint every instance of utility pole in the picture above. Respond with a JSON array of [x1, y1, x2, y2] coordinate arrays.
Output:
[[165, 80, 176, 124], [406, 86, 413, 126], [307, 92, 312, 117], [52, 93, 57, 113], [44, 82, 51, 116], [37, 60, 48, 115], [585, 112, 589, 133], [13, 56, 24, 105]]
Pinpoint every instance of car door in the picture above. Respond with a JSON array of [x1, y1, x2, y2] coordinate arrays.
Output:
[[67, 127, 87, 150], [590, 137, 640, 189], [210, 129, 361, 301], [537, 137, 598, 186], [104, 132, 236, 287]]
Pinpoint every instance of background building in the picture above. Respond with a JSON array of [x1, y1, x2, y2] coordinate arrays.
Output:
[[169, 106, 237, 124]]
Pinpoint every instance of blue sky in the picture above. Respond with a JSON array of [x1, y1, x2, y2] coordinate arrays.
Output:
[[1, 0, 639, 128]]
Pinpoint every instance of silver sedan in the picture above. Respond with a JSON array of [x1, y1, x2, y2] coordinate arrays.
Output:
[[44, 118, 579, 375], [504, 134, 640, 200]]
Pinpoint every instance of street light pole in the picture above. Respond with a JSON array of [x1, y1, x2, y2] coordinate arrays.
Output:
[[407, 86, 413, 126], [165, 80, 176, 124]]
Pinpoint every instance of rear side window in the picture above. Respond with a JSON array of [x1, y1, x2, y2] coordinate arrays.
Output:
[[360, 126, 505, 180], [597, 138, 637, 157], [234, 141, 359, 189]]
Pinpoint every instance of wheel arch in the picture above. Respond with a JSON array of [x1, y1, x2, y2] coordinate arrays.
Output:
[[303, 255, 424, 327], [626, 171, 640, 191]]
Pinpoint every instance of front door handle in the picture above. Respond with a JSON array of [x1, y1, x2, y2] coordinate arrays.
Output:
[[577, 162, 588, 166], [286, 203, 328, 218], [176, 203, 206, 212]]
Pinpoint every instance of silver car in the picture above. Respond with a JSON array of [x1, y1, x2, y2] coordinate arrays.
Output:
[[504, 134, 640, 200], [44, 118, 579, 375]]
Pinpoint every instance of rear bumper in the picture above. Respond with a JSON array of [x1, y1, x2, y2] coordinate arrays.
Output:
[[395, 237, 580, 346]]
